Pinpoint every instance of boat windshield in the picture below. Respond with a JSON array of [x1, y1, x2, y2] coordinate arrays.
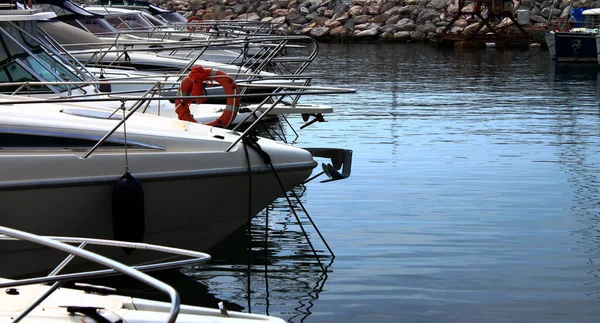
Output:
[[105, 13, 153, 30], [0, 50, 83, 93], [75, 17, 118, 37], [141, 13, 165, 27], [155, 12, 187, 24]]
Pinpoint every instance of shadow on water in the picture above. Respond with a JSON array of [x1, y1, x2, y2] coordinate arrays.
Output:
[[77, 185, 333, 322], [182, 186, 334, 322]]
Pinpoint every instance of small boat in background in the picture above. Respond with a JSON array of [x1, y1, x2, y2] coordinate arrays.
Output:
[[545, 8, 600, 63]]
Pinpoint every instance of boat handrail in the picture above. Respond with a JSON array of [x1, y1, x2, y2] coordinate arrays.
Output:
[[0, 226, 212, 323]]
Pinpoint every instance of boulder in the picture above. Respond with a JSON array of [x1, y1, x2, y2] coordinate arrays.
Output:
[[386, 14, 402, 25], [373, 12, 390, 23], [336, 12, 350, 23], [306, 12, 319, 20], [329, 25, 349, 37], [354, 0, 373, 6], [416, 8, 440, 24], [396, 18, 417, 31], [348, 5, 365, 16], [324, 18, 342, 28], [393, 30, 411, 41], [366, 4, 381, 15], [310, 26, 330, 37], [355, 28, 379, 37], [273, 8, 290, 16], [426, 0, 446, 10], [343, 18, 356, 29], [354, 14, 372, 24], [380, 2, 396, 13], [453, 19, 469, 28], [416, 21, 437, 33], [379, 31, 395, 40], [354, 22, 371, 30], [529, 14, 547, 24], [410, 30, 426, 41], [540, 7, 562, 18], [378, 24, 399, 34], [232, 4, 245, 14], [313, 16, 330, 24], [236, 12, 260, 21], [272, 16, 288, 24], [334, 3, 349, 13], [287, 12, 308, 24]]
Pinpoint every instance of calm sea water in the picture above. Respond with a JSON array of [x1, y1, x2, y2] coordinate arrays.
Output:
[[111, 44, 600, 322]]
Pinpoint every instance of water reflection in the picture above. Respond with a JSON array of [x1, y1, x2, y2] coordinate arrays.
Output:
[[182, 186, 334, 322]]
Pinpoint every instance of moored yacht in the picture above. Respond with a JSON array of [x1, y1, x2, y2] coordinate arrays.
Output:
[[0, 9, 330, 279]]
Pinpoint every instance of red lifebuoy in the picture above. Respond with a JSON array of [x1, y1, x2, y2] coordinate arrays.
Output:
[[175, 66, 239, 128], [187, 16, 202, 31], [186, 16, 209, 32]]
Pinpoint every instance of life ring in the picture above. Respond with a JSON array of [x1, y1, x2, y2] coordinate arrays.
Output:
[[175, 66, 239, 128], [187, 16, 209, 32]]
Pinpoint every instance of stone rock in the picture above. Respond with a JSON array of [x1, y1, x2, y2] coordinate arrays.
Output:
[[378, 24, 399, 33], [310, 26, 330, 37], [410, 30, 426, 41], [450, 26, 464, 33], [416, 8, 440, 24], [348, 5, 365, 16], [313, 16, 330, 24], [272, 16, 287, 24], [259, 10, 271, 18], [329, 25, 348, 37], [336, 12, 350, 23], [355, 28, 379, 37], [300, 6, 310, 14], [529, 14, 547, 24], [540, 7, 562, 18], [380, 2, 396, 14], [453, 19, 469, 28], [366, 4, 381, 15], [324, 9, 335, 17], [393, 30, 411, 41], [368, 22, 382, 29], [324, 18, 341, 28], [416, 21, 437, 33], [462, 23, 480, 35], [427, 0, 446, 10], [278, 0, 290, 7], [334, 3, 349, 13], [306, 12, 319, 20], [373, 13, 390, 23], [386, 14, 401, 25], [354, 14, 371, 24], [354, 0, 372, 6], [232, 4, 245, 14], [273, 8, 290, 16], [287, 12, 308, 24], [236, 12, 261, 21], [379, 31, 395, 40], [354, 22, 371, 30], [396, 18, 417, 31], [446, 4, 459, 14], [343, 18, 356, 29]]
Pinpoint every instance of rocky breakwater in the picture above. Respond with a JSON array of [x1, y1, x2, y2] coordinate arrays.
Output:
[[154, 0, 598, 42]]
